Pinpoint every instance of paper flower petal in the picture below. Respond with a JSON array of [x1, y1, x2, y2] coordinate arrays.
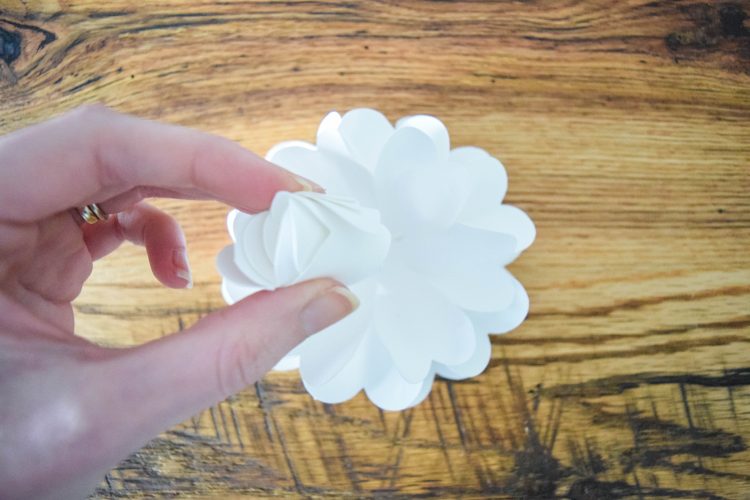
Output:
[[397, 224, 518, 311], [298, 278, 376, 387], [451, 146, 508, 213], [461, 204, 536, 254], [375, 265, 475, 383], [338, 109, 394, 171], [218, 245, 253, 287], [304, 330, 390, 404], [406, 369, 437, 408], [221, 278, 260, 305], [267, 142, 375, 206], [375, 126, 467, 235], [365, 363, 432, 412], [467, 275, 530, 334], [396, 115, 450, 161], [234, 213, 276, 288], [435, 330, 492, 380], [316, 111, 350, 158], [232, 192, 390, 289], [293, 196, 391, 285]]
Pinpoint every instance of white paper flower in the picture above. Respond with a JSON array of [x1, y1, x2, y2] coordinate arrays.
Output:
[[217, 109, 535, 411]]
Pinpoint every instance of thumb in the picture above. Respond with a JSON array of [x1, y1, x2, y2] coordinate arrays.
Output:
[[86, 278, 356, 468]]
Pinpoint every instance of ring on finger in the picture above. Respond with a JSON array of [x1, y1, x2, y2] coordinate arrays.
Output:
[[77, 203, 109, 224]]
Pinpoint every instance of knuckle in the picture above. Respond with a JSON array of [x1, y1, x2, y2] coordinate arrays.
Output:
[[55, 247, 92, 302], [188, 140, 212, 188], [214, 334, 260, 398], [70, 248, 93, 286], [70, 103, 112, 122], [66, 105, 127, 191]]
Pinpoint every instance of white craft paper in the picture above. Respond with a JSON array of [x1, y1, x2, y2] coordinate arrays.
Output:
[[217, 109, 535, 411]]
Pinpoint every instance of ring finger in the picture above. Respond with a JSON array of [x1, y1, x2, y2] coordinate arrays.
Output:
[[81, 202, 193, 289]]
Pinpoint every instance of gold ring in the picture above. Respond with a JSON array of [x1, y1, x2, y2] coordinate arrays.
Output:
[[77, 203, 108, 224], [89, 203, 109, 221]]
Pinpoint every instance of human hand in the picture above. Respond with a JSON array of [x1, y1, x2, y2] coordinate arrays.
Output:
[[0, 106, 357, 499]]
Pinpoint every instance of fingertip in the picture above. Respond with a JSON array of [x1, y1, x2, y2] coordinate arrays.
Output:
[[300, 284, 359, 336], [292, 175, 324, 193], [176, 271, 193, 289], [172, 248, 193, 289]]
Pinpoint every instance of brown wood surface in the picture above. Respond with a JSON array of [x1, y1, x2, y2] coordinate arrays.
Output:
[[2, 0, 750, 498]]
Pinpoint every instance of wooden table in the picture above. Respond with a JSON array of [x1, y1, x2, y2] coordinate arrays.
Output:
[[2, 1, 749, 498]]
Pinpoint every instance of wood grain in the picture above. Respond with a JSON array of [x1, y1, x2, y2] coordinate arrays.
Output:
[[1, 0, 749, 498]]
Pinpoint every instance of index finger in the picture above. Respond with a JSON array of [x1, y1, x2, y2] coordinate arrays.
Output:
[[0, 105, 316, 222]]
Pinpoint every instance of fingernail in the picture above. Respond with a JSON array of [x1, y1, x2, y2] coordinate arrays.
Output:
[[301, 286, 359, 335], [173, 248, 193, 289], [294, 175, 325, 193]]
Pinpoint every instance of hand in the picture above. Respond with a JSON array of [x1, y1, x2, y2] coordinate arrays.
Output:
[[0, 105, 357, 500]]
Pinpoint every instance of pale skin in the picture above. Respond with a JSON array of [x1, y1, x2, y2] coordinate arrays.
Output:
[[0, 105, 357, 499]]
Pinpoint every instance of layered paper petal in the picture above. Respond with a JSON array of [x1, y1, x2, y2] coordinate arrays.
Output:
[[451, 146, 509, 217], [267, 141, 376, 207], [467, 275, 530, 334], [365, 364, 436, 412], [304, 330, 390, 405], [375, 126, 468, 236], [461, 204, 536, 254], [338, 109, 394, 171], [374, 264, 475, 383], [298, 278, 377, 387], [396, 224, 518, 311], [435, 329, 492, 380], [231, 192, 390, 289], [396, 114, 450, 162], [316, 111, 350, 159]]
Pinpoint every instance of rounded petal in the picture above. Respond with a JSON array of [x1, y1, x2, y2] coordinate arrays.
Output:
[[407, 369, 436, 407], [303, 358, 364, 404], [304, 329, 390, 405], [298, 278, 376, 387], [435, 329, 491, 380], [266, 140, 320, 180], [375, 265, 476, 383], [217, 245, 264, 303], [451, 146, 508, 213], [217, 244, 253, 286], [234, 212, 276, 288], [396, 115, 450, 161], [461, 204, 536, 254], [338, 109, 394, 172], [316, 111, 350, 158], [267, 142, 375, 204], [397, 224, 518, 311], [467, 275, 530, 334], [375, 126, 436, 185], [228, 209, 257, 245], [375, 127, 467, 236], [266, 142, 375, 206], [365, 363, 433, 411]]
